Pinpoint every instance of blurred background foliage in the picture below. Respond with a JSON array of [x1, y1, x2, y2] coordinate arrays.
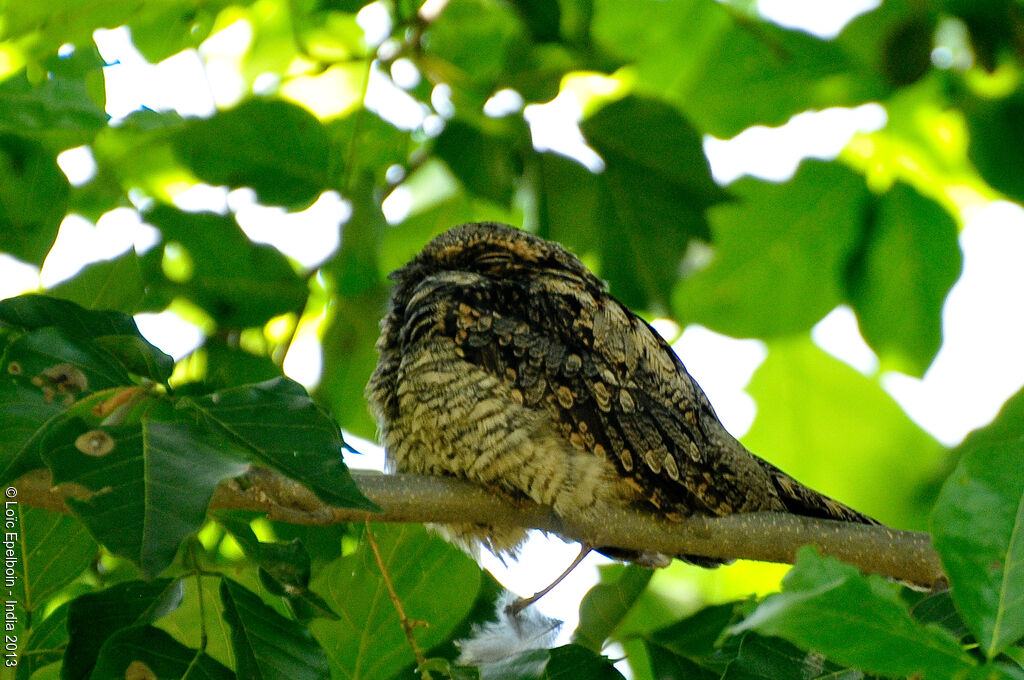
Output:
[[1, 0, 1023, 677]]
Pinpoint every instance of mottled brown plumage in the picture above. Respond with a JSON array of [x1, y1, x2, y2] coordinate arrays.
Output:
[[366, 223, 878, 564]]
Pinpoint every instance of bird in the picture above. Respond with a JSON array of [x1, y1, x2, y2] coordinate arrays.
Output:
[[366, 222, 878, 597]]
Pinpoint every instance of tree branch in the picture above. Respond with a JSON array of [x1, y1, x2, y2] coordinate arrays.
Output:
[[13, 467, 943, 588]]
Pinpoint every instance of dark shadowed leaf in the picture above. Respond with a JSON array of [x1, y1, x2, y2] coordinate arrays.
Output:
[[476, 644, 626, 680], [932, 388, 1024, 659], [847, 182, 962, 376], [674, 161, 867, 337], [434, 118, 522, 206], [172, 98, 331, 208], [962, 87, 1024, 204], [91, 625, 234, 680], [733, 548, 975, 679], [310, 524, 480, 680], [539, 97, 724, 311], [63, 579, 184, 680], [221, 577, 330, 680], [720, 632, 865, 680], [0, 137, 69, 265]]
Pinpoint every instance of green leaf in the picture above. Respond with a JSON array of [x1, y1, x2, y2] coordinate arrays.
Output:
[[963, 87, 1024, 204], [720, 632, 865, 680], [0, 294, 173, 383], [64, 578, 184, 680], [434, 119, 522, 206], [13, 506, 99, 612], [538, 97, 724, 311], [180, 376, 376, 510], [642, 601, 740, 674], [932, 388, 1024, 659], [172, 98, 331, 209], [310, 524, 480, 680], [424, 0, 526, 98], [43, 419, 250, 576], [590, 1, 885, 137], [574, 564, 652, 650], [156, 574, 235, 671], [0, 47, 107, 148], [220, 576, 330, 680], [144, 205, 309, 329], [847, 182, 962, 376], [673, 161, 867, 337], [476, 644, 626, 680], [89, 625, 234, 680], [732, 547, 976, 679], [0, 137, 69, 265], [46, 250, 148, 315], [18, 600, 70, 680], [742, 337, 945, 530]]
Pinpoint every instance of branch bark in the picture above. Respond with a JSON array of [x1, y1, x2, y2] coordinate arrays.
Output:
[[13, 467, 943, 588]]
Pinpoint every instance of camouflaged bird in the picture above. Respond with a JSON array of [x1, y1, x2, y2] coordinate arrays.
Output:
[[366, 222, 878, 566]]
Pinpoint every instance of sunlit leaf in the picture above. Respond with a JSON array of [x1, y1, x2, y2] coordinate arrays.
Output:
[[0, 138, 69, 265], [673, 161, 866, 338], [932, 388, 1024, 659]]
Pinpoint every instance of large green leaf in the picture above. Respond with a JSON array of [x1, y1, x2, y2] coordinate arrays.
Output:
[[180, 376, 375, 510], [12, 506, 99, 613], [932, 388, 1024, 659], [144, 205, 309, 329], [673, 161, 867, 338], [847, 182, 962, 376], [171, 98, 331, 209], [43, 419, 250, 576], [63, 579, 184, 680], [0, 137, 69, 266], [220, 577, 330, 680], [642, 601, 740, 675], [310, 523, 480, 680], [741, 337, 945, 530], [733, 547, 976, 679]]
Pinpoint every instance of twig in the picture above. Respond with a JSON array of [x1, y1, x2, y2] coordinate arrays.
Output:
[[12, 467, 945, 587]]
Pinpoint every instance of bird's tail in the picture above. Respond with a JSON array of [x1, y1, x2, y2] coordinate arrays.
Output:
[[760, 458, 881, 526]]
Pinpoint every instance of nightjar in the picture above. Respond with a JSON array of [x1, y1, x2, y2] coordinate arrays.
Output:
[[366, 222, 878, 566]]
